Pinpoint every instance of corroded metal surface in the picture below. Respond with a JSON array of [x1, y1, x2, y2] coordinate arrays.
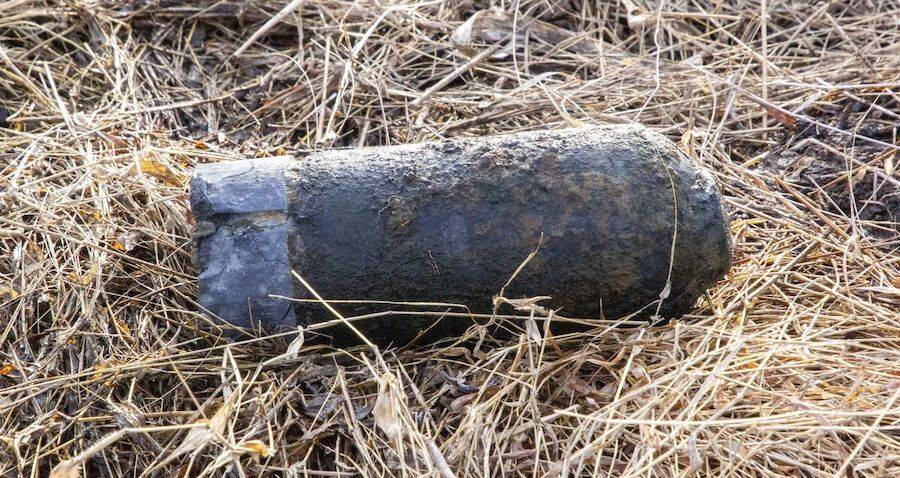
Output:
[[191, 125, 732, 343]]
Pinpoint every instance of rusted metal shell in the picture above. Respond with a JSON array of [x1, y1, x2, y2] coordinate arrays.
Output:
[[191, 125, 732, 343]]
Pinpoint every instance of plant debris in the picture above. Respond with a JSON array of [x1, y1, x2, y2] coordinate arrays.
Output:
[[0, 0, 898, 476]]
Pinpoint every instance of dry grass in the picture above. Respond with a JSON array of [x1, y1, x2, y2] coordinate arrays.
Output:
[[1, 0, 899, 476]]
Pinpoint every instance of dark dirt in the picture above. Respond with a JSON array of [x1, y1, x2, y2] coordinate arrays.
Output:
[[755, 94, 898, 243]]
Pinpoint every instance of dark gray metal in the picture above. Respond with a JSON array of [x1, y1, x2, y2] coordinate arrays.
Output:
[[191, 125, 732, 343], [191, 158, 294, 329]]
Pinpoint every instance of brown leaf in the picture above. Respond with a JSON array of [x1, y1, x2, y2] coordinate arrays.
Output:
[[680, 130, 699, 162], [49, 460, 81, 478], [450, 384, 501, 413], [567, 377, 605, 400], [185, 207, 196, 226], [235, 440, 271, 457], [763, 105, 797, 130], [68, 264, 99, 286], [139, 157, 186, 187], [449, 393, 477, 413], [622, 0, 653, 29]]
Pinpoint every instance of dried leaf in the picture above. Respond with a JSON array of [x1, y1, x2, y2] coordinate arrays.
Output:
[[99, 131, 129, 152], [169, 419, 215, 459], [114, 231, 141, 252], [373, 372, 403, 440], [263, 327, 305, 366], [449, 393, 477, 413], [452, 8, 603, 55], [185, 208, 196, 226], [567, 377, 605, 400], [0, 364, 14, 376], [449, 384, 500, 413], [501, 296, 552, 313], [49, 430, 126, 478], [139, 158, 186, 187], [91, 365, 108, 382], [852, 165, 868, 182], [49, 460, 81, 478], [525, 317, 542, 342], [439, 347, 470, 358], [763, 105, 797, 129], [687, 434, 702, 472], [821, 90, 842, 102], [114, 318, 132, 337], [0, 287, 20, 300], [285, 327, 305, 358], [235, 440, 270, 457], [208, 393, 235, 436], [622, 0, 653, 29], [162, 391, 236, 465], [69, 264, 99, 286], [599, 382, 617, 396], [658, 279, 671, 301], [680, 130, 698, 162]]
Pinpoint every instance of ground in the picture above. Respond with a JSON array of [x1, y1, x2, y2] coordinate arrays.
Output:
[[0, 1, 898, 477]]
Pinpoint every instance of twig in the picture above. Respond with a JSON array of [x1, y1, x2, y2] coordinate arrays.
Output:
[[233, 0, 308, 57]]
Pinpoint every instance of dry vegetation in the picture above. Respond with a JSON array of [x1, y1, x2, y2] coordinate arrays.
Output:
[[1, 0, 899, 476]]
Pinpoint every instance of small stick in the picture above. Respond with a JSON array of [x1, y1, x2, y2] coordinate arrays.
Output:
[[411, 45, 500, 107], [232, 0, 307, 57]]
